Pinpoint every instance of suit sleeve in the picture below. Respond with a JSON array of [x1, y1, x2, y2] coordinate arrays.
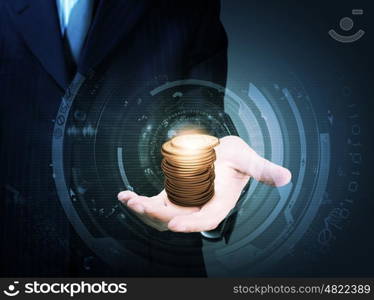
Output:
[[183, 2, 244, 240]]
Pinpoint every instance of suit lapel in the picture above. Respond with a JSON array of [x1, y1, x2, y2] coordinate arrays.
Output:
[[8, 0, 152, 88], [9, 0, 69, 90], [78, 0, 152, 74]]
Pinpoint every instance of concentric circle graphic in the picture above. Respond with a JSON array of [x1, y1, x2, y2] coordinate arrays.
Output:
[[201, 78, 331, 276], [52, 74, 331, 275]]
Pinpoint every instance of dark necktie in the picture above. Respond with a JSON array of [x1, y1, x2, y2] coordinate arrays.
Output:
[[62, 31, 77, 82]]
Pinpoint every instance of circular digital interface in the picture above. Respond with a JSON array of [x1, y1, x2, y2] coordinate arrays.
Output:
[[52, 73, 333, 275], [203, 77, 331, 276], [52, 75, 239, 270]]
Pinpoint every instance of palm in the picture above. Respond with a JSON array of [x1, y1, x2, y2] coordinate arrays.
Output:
[[118, 136, 291, 232]]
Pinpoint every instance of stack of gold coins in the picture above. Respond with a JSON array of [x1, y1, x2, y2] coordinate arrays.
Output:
[[161, 134, 219, 207]]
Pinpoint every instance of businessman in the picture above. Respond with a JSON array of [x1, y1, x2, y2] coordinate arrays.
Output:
[[0, 0, 290, 276]]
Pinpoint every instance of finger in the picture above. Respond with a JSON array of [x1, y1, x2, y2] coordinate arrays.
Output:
[[218, 136, 291, 187], [247, 153, 292, 187], [117, 190, 138, 204]]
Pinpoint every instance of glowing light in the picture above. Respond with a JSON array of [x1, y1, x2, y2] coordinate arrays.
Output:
[[171, 134, 217, 151]]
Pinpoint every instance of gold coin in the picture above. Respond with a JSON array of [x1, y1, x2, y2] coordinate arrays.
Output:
[[165, 156, 216, 167], [165, 175, 213, 185], [163, 171, 214, 184], [168, 190, 215, 207], [162, 139, 217, 157], [165, 180, 212, 192], [161, 151, 215, 164], [161, 163, 212, 177], [164, 183, 213, 197], [166, 181, 212, 191], [164, 166, 213, 175], [161, 141, 207, 156], [171, 134, 219, 150], [167, 191, 214, 201], [161, 134, 218, 206], [165, 189, 209, 198]]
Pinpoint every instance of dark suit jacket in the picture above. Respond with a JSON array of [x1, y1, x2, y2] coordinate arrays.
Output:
[[0, 0, 228, 276]]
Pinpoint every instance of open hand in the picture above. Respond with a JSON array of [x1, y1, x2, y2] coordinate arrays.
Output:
[[118, 136, 291, 232]]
